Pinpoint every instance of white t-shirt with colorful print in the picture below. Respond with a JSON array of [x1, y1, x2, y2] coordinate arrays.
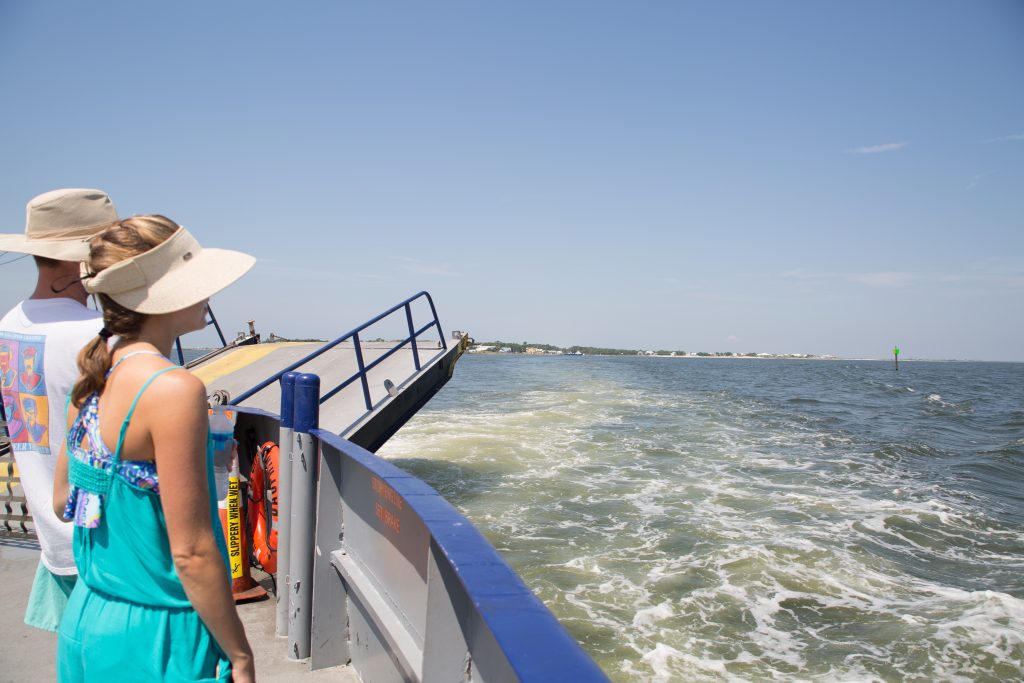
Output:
[[0, 298, 101, 575]]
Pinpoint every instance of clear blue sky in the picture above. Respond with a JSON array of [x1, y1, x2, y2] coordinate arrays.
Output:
[[1, 2, 1021, 360]]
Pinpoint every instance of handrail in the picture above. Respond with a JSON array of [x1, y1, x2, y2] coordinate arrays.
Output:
[[174, 305, 231, 366], [231, 291, 446, 406], [319, 319, 439, 407]]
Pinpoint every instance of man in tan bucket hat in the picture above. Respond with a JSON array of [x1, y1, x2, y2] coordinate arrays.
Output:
[[0, 188, 118, 632]]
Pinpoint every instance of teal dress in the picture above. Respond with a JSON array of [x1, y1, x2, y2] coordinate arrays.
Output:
[[57, 361, 232, 682]]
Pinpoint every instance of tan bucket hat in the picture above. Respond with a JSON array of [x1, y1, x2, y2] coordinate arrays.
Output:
[[83, 227, 255, 314], [0, 188, 118, 261]]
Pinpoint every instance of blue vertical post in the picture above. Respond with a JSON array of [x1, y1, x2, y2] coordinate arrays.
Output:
[[424, 292, 448, 351], [404, 302, 421, 371], [352, 332, 373, 411], [276, 371, 297, 637], [206, 305, 227, 346], [288, 373, 320, 660]]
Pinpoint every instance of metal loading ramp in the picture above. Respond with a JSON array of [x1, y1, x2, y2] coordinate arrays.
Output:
[[191, 339, 464, 450], [188, 292, 466, 452]]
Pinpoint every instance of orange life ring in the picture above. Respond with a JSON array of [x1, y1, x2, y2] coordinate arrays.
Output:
[[248, 442, 279, 574]]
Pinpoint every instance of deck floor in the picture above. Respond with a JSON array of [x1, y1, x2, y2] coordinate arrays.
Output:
[[0, 538, 56, 683], [0, 538, 359, 682]]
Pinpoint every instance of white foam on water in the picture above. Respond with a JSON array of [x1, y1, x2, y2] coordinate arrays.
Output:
[[624, 479, 670, 517], [642, 643, 707, 682], [632, 601, 675, 628], [926, 585, 1024, 648], [621, 642, 760, 683], [750, 592, 810, 665], [564, 556, 604, 574]]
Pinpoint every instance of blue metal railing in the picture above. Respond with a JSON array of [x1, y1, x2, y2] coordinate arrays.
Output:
[[231, 291, 447, 408]]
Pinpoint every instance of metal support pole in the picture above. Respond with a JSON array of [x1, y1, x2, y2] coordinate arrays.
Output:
[[309, 422, 350, 670], [405, 303, 421, 371], [288, 373, 320, 660], [424, 292, 448, 351], [206, 304, 228, 346], [352, 332, 372, 411], [276, 372, 297, 637]]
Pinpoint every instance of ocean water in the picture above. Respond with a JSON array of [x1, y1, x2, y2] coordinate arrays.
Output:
[[378, 356, 1024, 682]]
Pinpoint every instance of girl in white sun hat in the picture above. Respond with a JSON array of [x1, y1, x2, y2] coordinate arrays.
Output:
[[52, 215, 256, 682]]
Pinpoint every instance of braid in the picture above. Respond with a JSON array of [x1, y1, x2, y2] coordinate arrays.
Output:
[[72, 296, 148, 407]]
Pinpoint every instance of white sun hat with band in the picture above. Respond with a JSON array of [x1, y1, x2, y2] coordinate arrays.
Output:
[[0, 188, 119, 261], [83, 226, 255, 314]]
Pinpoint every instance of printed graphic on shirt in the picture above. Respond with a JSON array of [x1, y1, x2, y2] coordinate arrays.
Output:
[[0, 333, 49, 453]]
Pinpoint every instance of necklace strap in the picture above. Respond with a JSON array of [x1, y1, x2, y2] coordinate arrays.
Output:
[[106, 350, 167, 378]]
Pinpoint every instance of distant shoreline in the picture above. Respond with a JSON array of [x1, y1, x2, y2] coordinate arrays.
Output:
[[466, 350, 1013, 363], [472, 352, 854, 360], [467, 353, 1018, 363]]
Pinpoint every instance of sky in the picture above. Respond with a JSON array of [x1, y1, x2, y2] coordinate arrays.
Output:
[[1, 1, 1021, 360]]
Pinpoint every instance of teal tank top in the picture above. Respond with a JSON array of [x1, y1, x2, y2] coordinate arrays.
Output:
[[65, 363, 231, 606]]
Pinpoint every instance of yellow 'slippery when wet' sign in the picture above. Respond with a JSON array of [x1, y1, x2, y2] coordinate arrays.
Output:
[[226, 475, 243, 578]]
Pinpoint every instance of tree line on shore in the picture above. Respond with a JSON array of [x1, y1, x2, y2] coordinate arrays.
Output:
[[473, 341, 813, 358]]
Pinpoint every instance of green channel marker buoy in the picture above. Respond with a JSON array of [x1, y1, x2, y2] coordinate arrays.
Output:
[[893, 345, 900, 371]]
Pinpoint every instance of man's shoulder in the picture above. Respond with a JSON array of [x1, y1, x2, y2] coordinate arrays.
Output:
[[25, 298, 102, 322], [0, 299, 100, 341], [0, 300, 26, 327]]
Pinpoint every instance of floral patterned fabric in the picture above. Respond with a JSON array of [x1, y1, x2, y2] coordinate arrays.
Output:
[[63, 392, 159, 529]]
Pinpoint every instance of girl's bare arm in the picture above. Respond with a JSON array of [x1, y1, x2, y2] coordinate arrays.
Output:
[[52, 405, 80, 518], [148, 371, 255, 682]]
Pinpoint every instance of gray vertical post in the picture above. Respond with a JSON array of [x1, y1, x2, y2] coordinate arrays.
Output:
[[276, 371, 297, 637], [310, 427, 350, 670], [288, 373, 320, 660]]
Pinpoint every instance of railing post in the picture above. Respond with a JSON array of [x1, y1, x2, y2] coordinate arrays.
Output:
[[288, 373, 320, 660], [206, 304, 228, 346], [424, 292, 448, 351], [276, 371, 297, 637], [352, 332, 373, 411], [405, 302, 421, 371]]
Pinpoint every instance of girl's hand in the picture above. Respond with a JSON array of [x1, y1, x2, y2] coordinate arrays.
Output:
[[229, 652, 255, 683]]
